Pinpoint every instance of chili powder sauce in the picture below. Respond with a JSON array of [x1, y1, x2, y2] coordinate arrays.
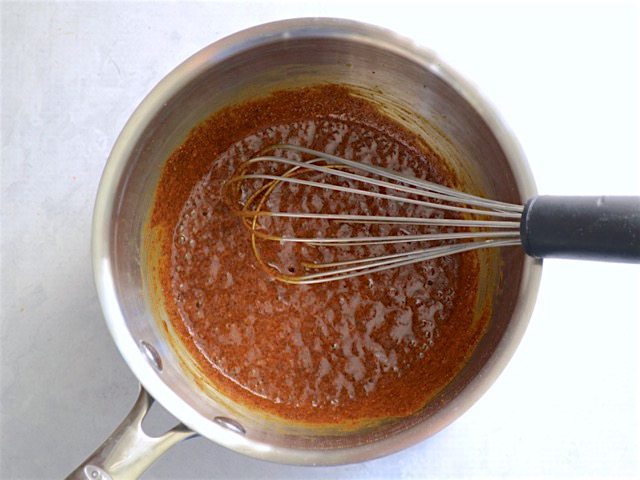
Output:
[[150, 85, 485, 425]]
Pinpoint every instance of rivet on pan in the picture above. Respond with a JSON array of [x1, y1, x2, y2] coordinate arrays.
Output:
[[140, 341, 163, 372], [83, 465, 110, 480], [214, 416, 246, 435]]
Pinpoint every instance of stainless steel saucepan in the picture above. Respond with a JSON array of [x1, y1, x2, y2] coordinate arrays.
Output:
[[69, 18, 541, 479]]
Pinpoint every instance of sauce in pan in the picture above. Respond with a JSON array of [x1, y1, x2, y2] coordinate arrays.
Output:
[[150, 85, 485, 425]]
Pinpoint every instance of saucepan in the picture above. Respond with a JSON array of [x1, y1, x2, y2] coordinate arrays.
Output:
[[69, 18, 542, 479]]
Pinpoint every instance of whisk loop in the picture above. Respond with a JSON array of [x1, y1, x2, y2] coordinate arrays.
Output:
[[223, 144, 523, 284]]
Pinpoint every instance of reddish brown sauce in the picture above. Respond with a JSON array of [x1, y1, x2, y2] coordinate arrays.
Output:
[[150, 85, 484, 425]]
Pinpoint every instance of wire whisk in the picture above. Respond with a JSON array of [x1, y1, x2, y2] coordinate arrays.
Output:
[[222, 144, 527, 284]]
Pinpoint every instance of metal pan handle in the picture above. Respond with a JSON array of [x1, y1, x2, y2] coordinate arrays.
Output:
[[66, 385, 197, 480]]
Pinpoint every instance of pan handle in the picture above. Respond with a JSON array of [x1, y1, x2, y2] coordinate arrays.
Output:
[[66, 385, 197, 480]]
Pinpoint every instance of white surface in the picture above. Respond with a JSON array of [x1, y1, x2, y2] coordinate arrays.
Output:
[[1, 1, 639, 479]]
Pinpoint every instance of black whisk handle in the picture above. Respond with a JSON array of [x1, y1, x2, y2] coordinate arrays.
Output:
[[520, 195, 640, 263]]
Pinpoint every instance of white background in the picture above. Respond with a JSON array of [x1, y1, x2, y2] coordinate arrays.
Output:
[[1, 1, 639, 479]]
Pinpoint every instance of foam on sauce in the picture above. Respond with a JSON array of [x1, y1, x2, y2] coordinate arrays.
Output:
[[151, 85, 484, 425]]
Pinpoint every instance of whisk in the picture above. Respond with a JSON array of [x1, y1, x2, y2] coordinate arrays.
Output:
[[223, 145, 640, 284]]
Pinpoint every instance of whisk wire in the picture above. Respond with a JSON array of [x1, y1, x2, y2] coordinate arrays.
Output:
[[291, 238, 521, 284], [233, 155, 522, 218], [261, 144, 523, 212]]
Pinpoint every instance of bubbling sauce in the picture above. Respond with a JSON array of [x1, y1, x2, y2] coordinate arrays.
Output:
[[150, 85, 485, 425]]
